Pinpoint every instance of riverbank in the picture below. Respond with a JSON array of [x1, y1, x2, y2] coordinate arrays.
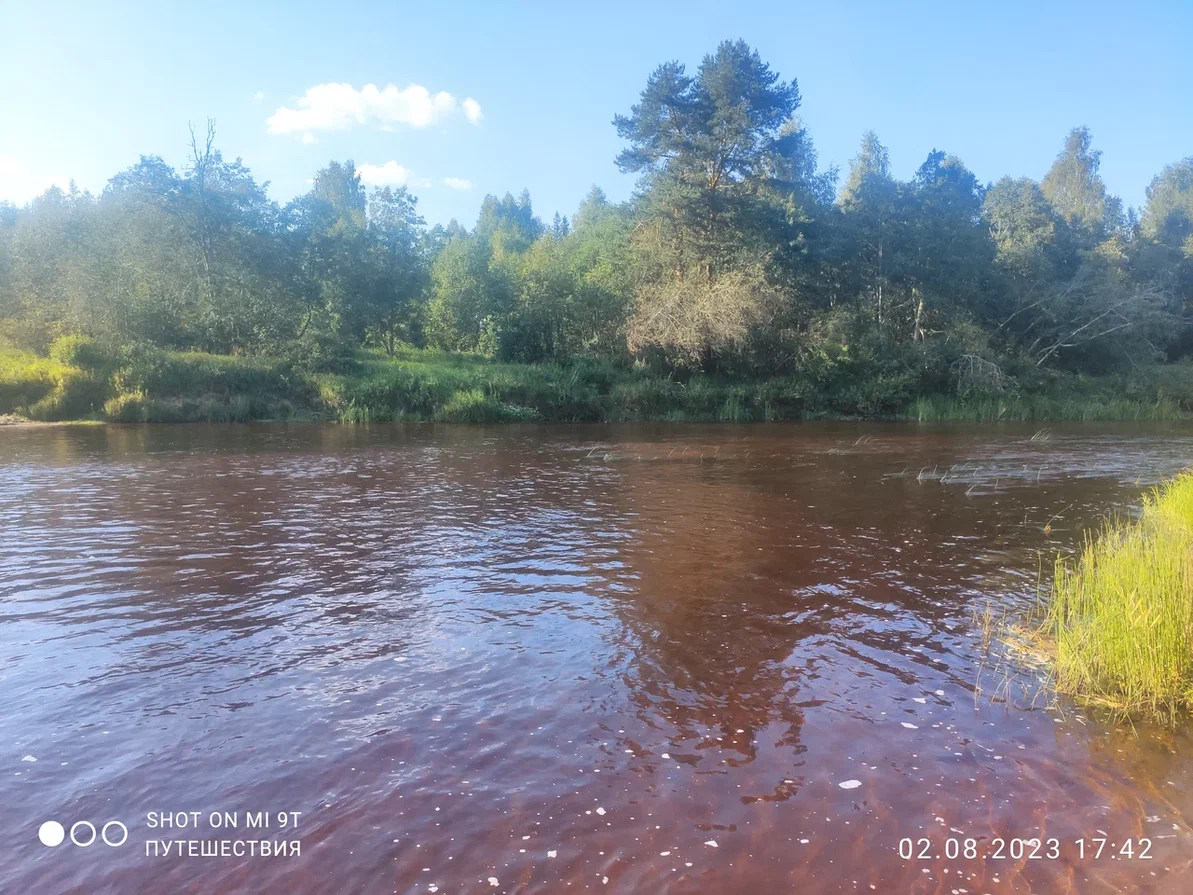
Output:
[[3, 343, 1192, 424], [1036, 471, 1193, 724]]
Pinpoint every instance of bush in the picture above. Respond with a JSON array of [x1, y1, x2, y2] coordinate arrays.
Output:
[[0, 349, 61, 413], [284, 329, 359, 374], [114, 346, 308, 402], [48, 334, 112, 372], [25, 371, 111, 421], [103, 391, 150, 422], [436, 388, 539, 422], [476, 316, 501, 360], [112, 344, 172, 393], [1125, 362, 1193, 411]]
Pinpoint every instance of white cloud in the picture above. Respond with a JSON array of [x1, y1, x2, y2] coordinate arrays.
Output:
[[443, 177, 473, 191], [253, 91, 265, 102], [357, 161, 432, 190], [267, 82, 483, 136], [301, 133, 317, 145], [0, 156, 71, 205], [358, 161, 413, 186]]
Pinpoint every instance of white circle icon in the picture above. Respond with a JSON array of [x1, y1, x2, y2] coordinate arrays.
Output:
[[70, 821, 97, 847], [38, 821, 65, 847], [101, 820, 128, 847]]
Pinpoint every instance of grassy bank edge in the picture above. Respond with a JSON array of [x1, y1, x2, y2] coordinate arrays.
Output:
[[1023, 472, 1193, 726], [4, 345, 1193, 425]]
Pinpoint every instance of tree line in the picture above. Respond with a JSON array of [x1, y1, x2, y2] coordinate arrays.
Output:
[[3, 40, 1192, 397]]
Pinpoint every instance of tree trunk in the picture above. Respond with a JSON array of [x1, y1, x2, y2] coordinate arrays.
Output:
[[913, 286, 925, 342], [876, 240, 884, 328]]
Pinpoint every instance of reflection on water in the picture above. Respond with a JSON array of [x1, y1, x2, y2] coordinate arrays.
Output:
[[1, 422, 1191, 894]]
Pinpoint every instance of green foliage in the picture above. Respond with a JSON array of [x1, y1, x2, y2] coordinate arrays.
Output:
[[0, 346, 64, 413], [112, 345, 303, 396], [0, 43, 1191, 419], [48, 334, 111, 370], [910, 394, 1186, 422], [284, 329, 359, 375], [1142, 157, 1193, 247], [426, 235, 507, 351], [426, 200, 632, 364], [25, 372, 110, 421], [476, 316, 501, 359], [5, 338, 1190, 426], [840, 130, 891, 203], [1043, 472, 1193, 723], [437, 389, 540, 423], [0, 342, 110, 420], [103, 390, 150, 422], [1041, 126, 1120, 240]]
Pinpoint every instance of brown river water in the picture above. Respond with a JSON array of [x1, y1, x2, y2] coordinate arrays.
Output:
[[1, 422, 1192, 895]]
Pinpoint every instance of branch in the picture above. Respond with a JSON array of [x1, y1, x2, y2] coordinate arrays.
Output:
[[1034, 300, 1133, 366]]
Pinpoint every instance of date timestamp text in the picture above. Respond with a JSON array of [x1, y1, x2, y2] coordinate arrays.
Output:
[[898, 837, 1153, 862]]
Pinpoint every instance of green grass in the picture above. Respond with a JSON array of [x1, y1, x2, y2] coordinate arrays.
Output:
[[0, 346, 110, 420], [1042, 471, 1193, 724], [0, 343, 322, 422], [313, 349, 821, 422], [5, 342, 1193, 424], [909, 393, 1189, 422], [0, 347, 66, 410], [909, 363, 1193, 421]]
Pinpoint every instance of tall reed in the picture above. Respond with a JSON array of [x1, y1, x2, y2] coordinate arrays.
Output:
[[1044, 472, 1193, 723]]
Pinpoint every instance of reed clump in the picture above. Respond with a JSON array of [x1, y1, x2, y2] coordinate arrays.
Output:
[[909, 393, 1188, 422], [1043, 471, 1193, 724]]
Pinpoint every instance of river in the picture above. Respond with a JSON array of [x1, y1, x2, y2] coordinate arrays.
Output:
[[1, 422, 1191, 894]]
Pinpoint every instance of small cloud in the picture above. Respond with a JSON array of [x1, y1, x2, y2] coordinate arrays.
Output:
[[253, 91, 265, 102], [358, 161, 414, 186], [442, 177, 473, 191], [301, 133, 317, 144], [267, 82, 482, 137], [357, 162, 433, 190], [0, 156, 71, 205]]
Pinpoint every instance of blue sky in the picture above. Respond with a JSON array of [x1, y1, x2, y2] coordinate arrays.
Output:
[[1, 0, 1190, 226]]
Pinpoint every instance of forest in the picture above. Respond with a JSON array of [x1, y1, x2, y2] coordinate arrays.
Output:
[[2, 40, 1193, 423]]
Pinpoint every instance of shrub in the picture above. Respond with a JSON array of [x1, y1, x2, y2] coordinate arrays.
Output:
[[113, 346, 309, 405], [112, 344, 172, 393], [25, 371, 111, 421], [103, 391, 150, 422], [284, 329, 359, 374], [48, 334, 112, 372], [0, 350, 61, 413], [436, 389, 538, 422], [476, 316, 501, 360]]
